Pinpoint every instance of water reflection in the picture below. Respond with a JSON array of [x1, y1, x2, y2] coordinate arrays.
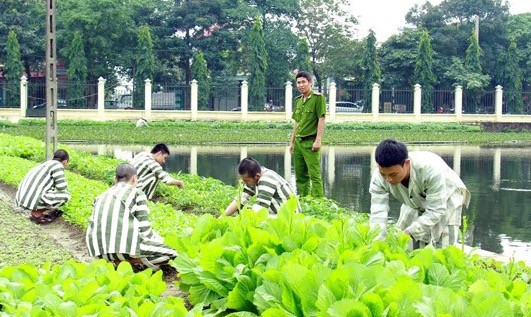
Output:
[[72, 143, 531, 262]]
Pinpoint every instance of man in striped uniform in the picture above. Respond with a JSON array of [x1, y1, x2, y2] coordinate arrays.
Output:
[[15, 149, 70, 223], [130, 143, 184, 200], [369, 139, 470, 249], [224, 157, 301, 216], [86, 163, 177, 271]]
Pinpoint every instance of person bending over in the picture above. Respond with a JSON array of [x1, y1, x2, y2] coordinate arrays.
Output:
[[369, 139, 470, 249], [130, 143, 184, 199], [224, 157, 301, 216], [86, 163, 177, 271]]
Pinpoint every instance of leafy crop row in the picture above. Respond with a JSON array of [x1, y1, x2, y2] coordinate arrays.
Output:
[[1, 134, 530, 316], [0, 260, 198, 316]]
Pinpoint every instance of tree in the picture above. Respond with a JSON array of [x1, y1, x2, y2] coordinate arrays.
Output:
[[414, 29, 437, 113], [379, 29, 421, 88], [66, 32, 88, 108], [502, 39, 523, 114], [0, 0, 45, 79], [58, 0, 140, 83], [247, 17, 268, 110], [264, 21, 298, 88], [463, 31, 487, 113], [5, 31, 23, 108], [133, 25, 155, 108], [293, 37, 312, 74], [506, 13, 531, 89], [191, 50, 210, 110], [360, 30, 381, 112], [296, 0, 357, 89]]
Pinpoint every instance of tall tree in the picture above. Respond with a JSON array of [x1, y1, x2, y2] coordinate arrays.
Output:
[[463, 31, 487, 113], [414, 29, 437, 113], [502, 39, 523, 114], [58, 0, 140, 83], [379, 29, 421, 88], [191, 50, 210, 110], [296, 0, 357, 89], [0, 0, 45, 79], [133, 25, 156, 108], [66, 32, 88, 108], [506, 13, 531, 89], [264, 21, 298, 88], [360, 30, 381, 112], [5, 31, 23, 108], [247, 16, 268, 110], [293, 37, 312, 74]]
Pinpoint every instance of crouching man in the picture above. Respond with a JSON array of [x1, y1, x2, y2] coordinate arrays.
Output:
[[86, 163, 177, 271], [15, 149, 70, 224]]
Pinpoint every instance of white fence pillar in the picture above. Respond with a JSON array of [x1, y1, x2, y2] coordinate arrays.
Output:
[[371, 83, 380, 121], [454, 85, 463, 121], [241, 80, 248, 121], [144, 79, 152, 120], [20, 75, 28, 118], [495, 85, 503, 121], [285, 81, 293, 121], [328, 82, 337, 121], [413, 83, 422, 121], [191, 80, 198, 121], [97, 77, 105, 120]]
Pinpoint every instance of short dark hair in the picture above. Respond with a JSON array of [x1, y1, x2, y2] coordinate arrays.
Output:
[[52, 149, 69, 162], [115, 163, 137, 182], [295, 71, 312, 82], [375, 139, 408, 167], [238, 157, 262, 177], [151, 143, 170, 155]]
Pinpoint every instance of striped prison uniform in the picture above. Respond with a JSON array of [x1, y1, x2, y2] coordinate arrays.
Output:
[[130, 152, 176, 199], [369, 151, 470, 249], [86, 182, 177, 270], [238, 167, 301, 214], [15, 160, 70, 211]]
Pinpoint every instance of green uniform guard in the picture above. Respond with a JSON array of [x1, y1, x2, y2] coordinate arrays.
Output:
[[290, 71, 326, 197]]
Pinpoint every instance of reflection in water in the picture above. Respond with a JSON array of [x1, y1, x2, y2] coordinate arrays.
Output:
[[74, 143, 531, 263]]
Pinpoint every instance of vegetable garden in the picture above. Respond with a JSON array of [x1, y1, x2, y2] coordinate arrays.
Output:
[[0, 133, 530, 316]]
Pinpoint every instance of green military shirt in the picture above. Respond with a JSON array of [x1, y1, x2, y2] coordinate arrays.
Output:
[[291, 91, 326, 138]]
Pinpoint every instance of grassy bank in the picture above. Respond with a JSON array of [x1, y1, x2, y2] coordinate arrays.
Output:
[[1, 120, 530, 145]]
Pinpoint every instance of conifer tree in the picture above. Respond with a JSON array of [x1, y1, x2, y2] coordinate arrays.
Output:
[[67, 32, 88, 108], [5, 31, 23, 108], [191, 50, 210, 110], [414, 30, 436, 113], [502, 39, 523, 114], [248, 16, 268, 110], [464, 31, 485, 113], [360, 30, 381, 112], [294, 38, 312, 74], [134, 25, 155, 109]]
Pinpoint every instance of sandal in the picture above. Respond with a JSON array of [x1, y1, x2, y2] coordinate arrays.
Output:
[[29, 215, 54, 224], [46, 210, 63, 219]]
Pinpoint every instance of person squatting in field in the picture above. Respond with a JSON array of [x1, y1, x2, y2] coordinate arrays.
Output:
[[224, 157, 301, 217], [15, 149, 70, 224], [369, 139, 470, 249], [130, 143, 184, 200], [86, 163, 177, 271]]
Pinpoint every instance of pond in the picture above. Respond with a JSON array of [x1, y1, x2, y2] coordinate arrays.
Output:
[[71, 143, 531, 262]]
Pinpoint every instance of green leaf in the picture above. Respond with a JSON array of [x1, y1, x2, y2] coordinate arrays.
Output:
[[226, 275, 255, 311], [326, 299, 371, 317], [57, 301, 78, 316]]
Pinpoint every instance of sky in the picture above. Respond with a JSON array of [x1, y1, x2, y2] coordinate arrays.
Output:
[[349, 0, 531, 42]]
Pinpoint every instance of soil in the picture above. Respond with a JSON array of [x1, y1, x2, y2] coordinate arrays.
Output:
[[0, 182, 186, 298]]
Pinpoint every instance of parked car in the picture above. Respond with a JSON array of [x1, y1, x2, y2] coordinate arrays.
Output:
[[32, 99, 67, 109], [328, 100, 364, 112]]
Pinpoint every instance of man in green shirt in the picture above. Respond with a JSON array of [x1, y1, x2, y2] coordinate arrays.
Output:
[[289, 71, 326, 197]]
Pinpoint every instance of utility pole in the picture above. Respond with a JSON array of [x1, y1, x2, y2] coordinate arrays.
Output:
[[45, 0, 58, 159]]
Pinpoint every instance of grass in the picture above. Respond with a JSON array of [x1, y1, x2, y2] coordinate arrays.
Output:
[[1, 119, 530, 145]]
